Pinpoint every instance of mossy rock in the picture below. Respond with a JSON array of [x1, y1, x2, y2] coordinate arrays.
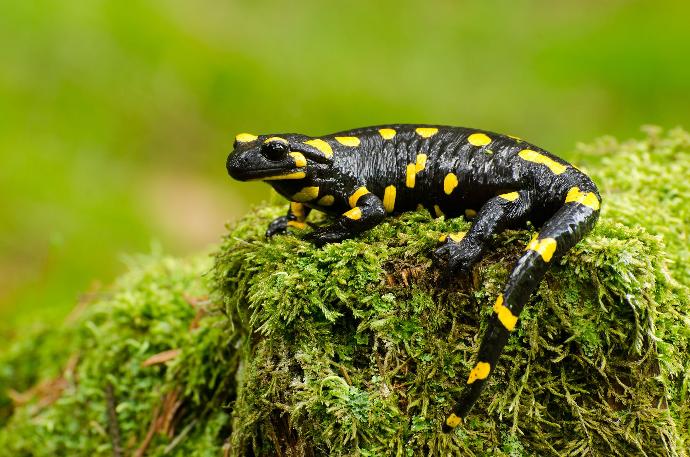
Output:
[[1, 128, 689, 456]]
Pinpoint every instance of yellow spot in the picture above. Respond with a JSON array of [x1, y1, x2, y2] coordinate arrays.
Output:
[[349, 186, 370, 208], [565, 187, 600, 211], [518, 149, 567, 175], [415, 127, 438, 138], [405, 155, 428, 188], [446, 414, 462, 428], [290, 202, 306, 220], [264, 136, 288, 144], [378, 128, 396, 140], [262, 172, 306, 181], [415, 154, 427, 172], [383, 185, 396, 213], [406, 163, 417, 188], [439, 232, 466, 243], [287, 221, 307, 229], [492, 295, 518, 331], [289, 152, 307, 167], [335, 136, 361, 147], [498, 191, 519, 202], [235, 133, 257, 143], [525, 235, 558, 262], [467, 362, 491, 384], [434, 205, 444, 218], [317, 195, 335, 206], [465, 209, 477, 218], [292, 186, 320, 202], [468, 133, 491, 147], [344, 207, 362, 220], [443, 173, 458, 195], [304, 139, 333, 158]]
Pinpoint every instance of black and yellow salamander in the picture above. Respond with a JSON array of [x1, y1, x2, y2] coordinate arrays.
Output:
[[226, 124, 601, 432]]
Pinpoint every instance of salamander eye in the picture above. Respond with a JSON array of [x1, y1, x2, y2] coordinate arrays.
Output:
[[261, 141, 289, 162]]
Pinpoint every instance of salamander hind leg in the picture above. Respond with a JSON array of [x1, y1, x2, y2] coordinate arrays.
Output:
[[435, 191, 535, 276], [442, 188, 600, 432]]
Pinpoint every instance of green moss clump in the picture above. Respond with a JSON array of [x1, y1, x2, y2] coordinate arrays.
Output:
[[1, 128, 689, 456], [0, 254, 239, 456], [213, 127, 690, 456]]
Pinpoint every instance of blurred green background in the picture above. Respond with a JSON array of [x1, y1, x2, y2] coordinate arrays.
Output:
[[1, 0, 689, 332]]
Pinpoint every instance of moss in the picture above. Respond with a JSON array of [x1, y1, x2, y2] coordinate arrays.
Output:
[[1, 128, 689, 456], [0, 254, 239, 456]]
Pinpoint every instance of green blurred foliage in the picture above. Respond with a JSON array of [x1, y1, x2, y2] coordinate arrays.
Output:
[[1, 0, 689, 328]]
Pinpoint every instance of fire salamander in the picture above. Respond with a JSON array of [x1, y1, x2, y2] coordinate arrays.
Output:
[[226, 125, 601, 432]]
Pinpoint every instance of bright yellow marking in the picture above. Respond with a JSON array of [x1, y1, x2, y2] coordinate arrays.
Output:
[[465, 209, 477, 218], [264, 136, 288, 144], [262, 172, 306, 181], [446, 414, 462, 428], [317, 195, 335, 206], [443, 173, 458, 195], [433, 205, 444, 218], [525, 235, 558, 262], [287, 221, 307, 229], [405, 155, 428, 188], [415, 127, 439, 138], [467, 362, 491, 384], [439, 232, 466, 243], [290, 202, 306, 220], [498, 191, 519, 202], [565, 187, 600, 211], [468, 133, 491, 147], [289, 152, 307, 168], [492, 295, 518, 331], [383, 185, 396, 213], [344, 207, 362, 220], [348, 186, 370, 208], [335, 136, 361, 147], [235, 133, 257, 143], [378, 128, 396, 140], [415, 154, 427, 172], [518, 149, 567, 175], [406, 163, 417, 188], [304, 139, 333, 158], [292, 186, 320, 202]]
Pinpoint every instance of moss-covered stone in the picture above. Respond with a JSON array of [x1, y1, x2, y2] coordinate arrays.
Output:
[[1, 128, 689, 456]]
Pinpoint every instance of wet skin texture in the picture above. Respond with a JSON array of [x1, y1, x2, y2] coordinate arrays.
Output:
[[226, 125, 601, 432]]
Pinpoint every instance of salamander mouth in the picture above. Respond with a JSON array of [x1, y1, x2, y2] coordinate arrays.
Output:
[[229, 167, 306, 181]]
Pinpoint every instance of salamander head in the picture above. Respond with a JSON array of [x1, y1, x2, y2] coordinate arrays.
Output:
[[226, 132, 333, 182]]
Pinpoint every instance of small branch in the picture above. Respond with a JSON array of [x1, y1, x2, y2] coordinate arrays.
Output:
[[141, 349, 181, 367], [134, 403, 161, 457], [104, 382, 123, 457]]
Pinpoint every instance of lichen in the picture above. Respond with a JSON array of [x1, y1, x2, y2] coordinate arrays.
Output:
[[1, 128, 689, 456]]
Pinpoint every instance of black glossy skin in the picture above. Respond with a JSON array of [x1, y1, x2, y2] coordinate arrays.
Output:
[[226, 124, 601, 432]]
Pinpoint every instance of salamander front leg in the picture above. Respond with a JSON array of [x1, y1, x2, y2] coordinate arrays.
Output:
[[306, 193, 385, 246], [435, 191, 534, 274], [266, 202, 312, 237]]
